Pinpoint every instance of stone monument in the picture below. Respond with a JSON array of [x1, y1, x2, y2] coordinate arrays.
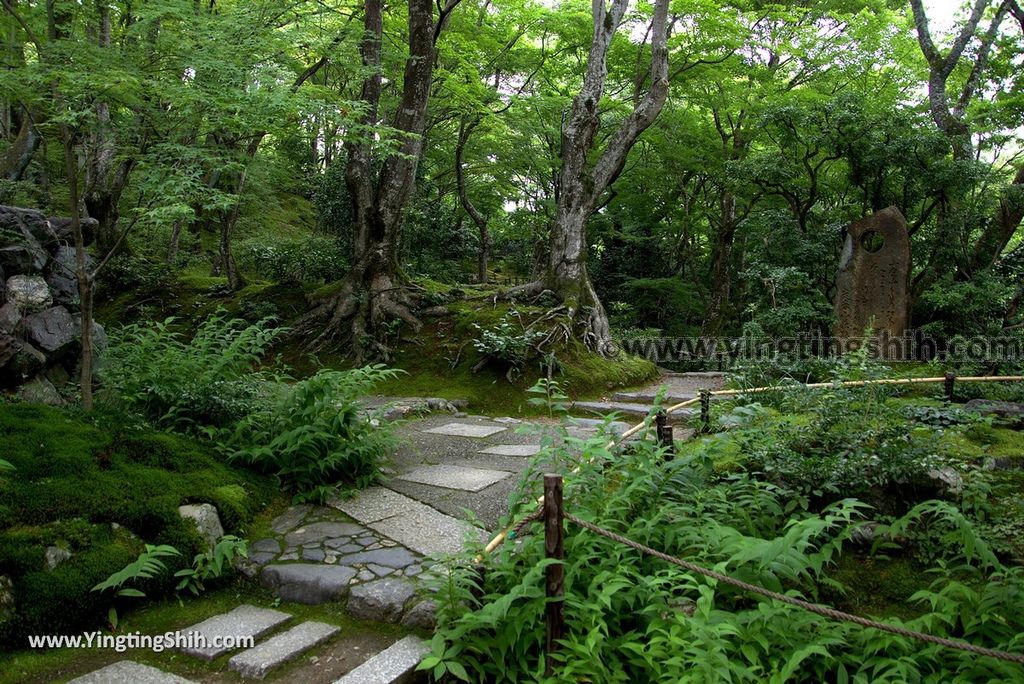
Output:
[[834, 206, 910, 356]]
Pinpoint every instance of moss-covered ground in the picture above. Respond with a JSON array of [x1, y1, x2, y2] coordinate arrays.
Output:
[[0, 403, 278, 647]]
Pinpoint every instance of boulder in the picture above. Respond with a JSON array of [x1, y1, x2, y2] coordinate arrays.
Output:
[[5, 275, 52, 313], [178, 503, 225, 549], [46, 215, 97, 247], [45, 246, 87, 309], [346, 578, 416, 623], [0, 206, 52, 275], [22, 306, 78, 359], [964, 400, 1024, 429], [0, 334, 45, 388], [17, 376, 64, 406], [0, 302, 19, 333], [44, 545, 72, 570]]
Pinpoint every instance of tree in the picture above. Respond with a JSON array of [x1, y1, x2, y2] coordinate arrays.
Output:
[[303, 0, 461, 360], [508, 0, 670, 353]]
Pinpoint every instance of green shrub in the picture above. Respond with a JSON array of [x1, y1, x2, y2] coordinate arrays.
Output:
[[239, 234, 349, 285], [427, 427, 1024, 682], [224, 366, 400, 502], [102, 312, 284, 431]]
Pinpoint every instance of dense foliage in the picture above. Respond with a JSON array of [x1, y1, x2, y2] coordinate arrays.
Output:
[[428, 401, 1024, 682]]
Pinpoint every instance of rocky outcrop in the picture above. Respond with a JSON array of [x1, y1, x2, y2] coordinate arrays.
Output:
[[0, 205, 104, 404]]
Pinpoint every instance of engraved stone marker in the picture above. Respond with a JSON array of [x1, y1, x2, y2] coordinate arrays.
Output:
[[834, 206, 910, 356]]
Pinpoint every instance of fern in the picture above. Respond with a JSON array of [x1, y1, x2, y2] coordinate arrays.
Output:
[[92, 544, 181, 598]]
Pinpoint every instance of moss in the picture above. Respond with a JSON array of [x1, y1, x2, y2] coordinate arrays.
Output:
[[559, 342, 657, 396], [0, 403, 276, 646], [825, 554, 930, 621], [987, 428, 1024, 459]]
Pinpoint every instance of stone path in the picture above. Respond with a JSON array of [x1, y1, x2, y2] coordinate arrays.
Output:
[[573, 371, 729, 418], [72, 378, 722, 683], [70, 603, 426, 683]]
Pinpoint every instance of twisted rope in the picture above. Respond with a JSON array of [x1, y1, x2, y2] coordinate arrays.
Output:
[[563, 512, 1024, 666]]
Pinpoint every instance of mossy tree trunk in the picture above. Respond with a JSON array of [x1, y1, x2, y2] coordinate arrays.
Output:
[[303, 0, 462, 361], [507, 0, 670, 354]]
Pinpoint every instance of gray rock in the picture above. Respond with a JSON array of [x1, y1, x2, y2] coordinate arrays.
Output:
[[44, 545, 72, 570], [346, 578, 416, 623], [45, 245, 90, 308], [251, 538, 282, 554], [46, 215, 98, 247], [68, 661, 195, 684], [928, 467, 964, 495], [332, 635, 429, 684], [0, 302, 17, 333], [0, 336, 45, 388], [284, 521, 365, 546], [270, 505, 311, 534], [964, 399, 1024, 428], [5, 275, 52, 313], [302, 548, 326, 562], [249, 552, 278, 567], [177, 503, 224, 549], [984, 457, 1022, 471], [260, 563, 356, 604], [0, 207, 50, 275], [178, 604, 291, 661], [228, 621, 339, 680], [17, 376, 63, 406], [401, 599, 437, 631], [22, 306, 77, 357], [338, 547, 418, 570]]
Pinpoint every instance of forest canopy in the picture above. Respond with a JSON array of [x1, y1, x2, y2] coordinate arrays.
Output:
[[1, 0, 1022, 361]]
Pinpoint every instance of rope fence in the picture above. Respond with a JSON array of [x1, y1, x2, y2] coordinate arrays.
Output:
[[474, 374, 1024, 674], [522, 474, 1024, 674], [481, 372, 1024, 556]]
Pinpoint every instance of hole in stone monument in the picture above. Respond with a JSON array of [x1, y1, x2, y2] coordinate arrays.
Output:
[[860, 230, 884, 253]]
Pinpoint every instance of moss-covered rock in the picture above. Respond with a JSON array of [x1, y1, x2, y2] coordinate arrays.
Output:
[[0, 402, 277, 645]]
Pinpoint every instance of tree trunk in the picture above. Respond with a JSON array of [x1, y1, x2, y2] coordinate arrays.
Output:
[[1, 111, 39, 181], [455, 116, 491, 284], [704, 190, 736, 335], [301, 0, 460, 360], [507, 0, 670, 354]]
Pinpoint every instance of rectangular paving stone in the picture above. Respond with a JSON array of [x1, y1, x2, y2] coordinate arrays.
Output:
[[70, 661, 196, 684], [370, 507, 487, 556], [423, 422, 507, 438], [229, 621, 340, 679], [179, 604, 291, 661], [396, 464, 510, 492], [479, 444, 542, 456], [329, 486, 424, 523], [333, 635, 429, 684]]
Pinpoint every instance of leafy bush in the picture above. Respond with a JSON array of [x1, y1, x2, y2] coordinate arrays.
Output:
[[103, 312, 284, 431], [427, 427, 1024, 682], [240, 234, 349, 285], [95, 253, 173, 298], [472, 316, 546, 377], [224, 366, 400, 502]]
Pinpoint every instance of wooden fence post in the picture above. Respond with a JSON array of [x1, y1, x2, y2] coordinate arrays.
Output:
[[655, 410, 675, 458], [544, 474, 564, 677], [944, 370, 956, 403], [700, 389, 711, 433]]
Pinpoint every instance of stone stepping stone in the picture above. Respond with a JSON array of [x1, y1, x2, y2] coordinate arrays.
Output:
[[423, 422, 506, 438], [347, 578, 416, 623], [179, 604, 291, 661], [395, 464, 510, 492], [479, 444, 542, 456], [611, 390, 697, 403], [333, 635, 430, 684], [69, 661, 195, 683], [572, 400, 665, 418], [330, 486, 424, 523], [260, 564, 357, 605], [228, 621, 340, 680], [370, 504, 487, 556]]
